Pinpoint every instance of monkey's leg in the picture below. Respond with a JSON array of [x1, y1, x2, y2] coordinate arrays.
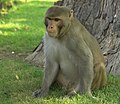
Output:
[[32, 62, 59, 98], [79, 58, 94, 97], [67, 84, 80, 97], [66, 59, 94, 97]]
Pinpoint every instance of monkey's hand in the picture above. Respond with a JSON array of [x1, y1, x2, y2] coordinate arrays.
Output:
[[32, 88, 49, 98]]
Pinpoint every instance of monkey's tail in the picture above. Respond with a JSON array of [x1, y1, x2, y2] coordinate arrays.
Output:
[[91, 63, 107, 90]]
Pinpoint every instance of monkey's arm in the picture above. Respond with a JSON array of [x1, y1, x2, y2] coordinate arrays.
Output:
[[67, 37, 94, 96], [32, 59, 59, 98]]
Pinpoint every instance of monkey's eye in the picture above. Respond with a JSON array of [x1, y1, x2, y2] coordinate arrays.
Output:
[[47, 17, 52, 20], [54, 18, 60, 22]]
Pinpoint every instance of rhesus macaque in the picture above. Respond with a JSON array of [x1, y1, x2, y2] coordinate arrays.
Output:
[[33, 6, 107, 98]]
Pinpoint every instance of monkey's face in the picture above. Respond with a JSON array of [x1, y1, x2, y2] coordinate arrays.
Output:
[[44, 6, 73, 38], [45, 17, 63, 38]]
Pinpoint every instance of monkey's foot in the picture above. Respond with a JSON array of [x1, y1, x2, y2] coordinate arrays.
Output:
[[90, 96, 99, 101], [32, 89, 48, 98], [67, 91, 77, 97], [63, 91, 77, 99], [85, 93, 99, 101]]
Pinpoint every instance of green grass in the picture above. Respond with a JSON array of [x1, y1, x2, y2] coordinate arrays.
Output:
[[0, 0, 120, 104], [0, 0, 55, 53]]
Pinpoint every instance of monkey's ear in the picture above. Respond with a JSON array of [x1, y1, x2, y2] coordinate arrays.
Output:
[[69, 10, 73, 19]]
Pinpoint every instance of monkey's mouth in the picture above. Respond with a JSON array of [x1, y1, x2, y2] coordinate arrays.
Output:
[[48, 32, 58, 38]]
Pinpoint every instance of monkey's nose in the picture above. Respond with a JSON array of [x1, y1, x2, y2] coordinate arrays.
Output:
[[50, 26, 53, 29]]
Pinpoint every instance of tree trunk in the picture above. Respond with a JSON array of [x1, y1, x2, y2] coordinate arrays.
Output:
[[26, 0, 120, 76], [25, 39, 44, 68]]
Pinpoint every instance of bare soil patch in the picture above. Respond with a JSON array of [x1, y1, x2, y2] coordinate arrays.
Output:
[[0, 51, 28, 60]]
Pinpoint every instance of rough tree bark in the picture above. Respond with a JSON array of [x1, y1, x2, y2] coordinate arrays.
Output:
[[26, 0, 120, 76]]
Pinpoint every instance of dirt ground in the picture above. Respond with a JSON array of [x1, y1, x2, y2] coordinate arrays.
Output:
[[0, 51, 28, 60]]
